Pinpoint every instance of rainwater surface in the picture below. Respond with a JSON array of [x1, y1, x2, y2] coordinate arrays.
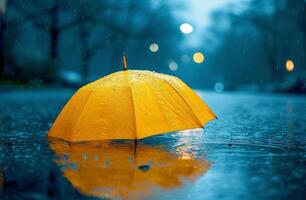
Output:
[[0, 89, 305, 200]]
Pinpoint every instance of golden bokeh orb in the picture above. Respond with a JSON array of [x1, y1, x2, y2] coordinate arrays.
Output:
[[193, 52, 204, 64], [286, 59, 294, 72]]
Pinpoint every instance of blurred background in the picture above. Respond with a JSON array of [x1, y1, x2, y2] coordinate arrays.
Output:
[[0, 0, 305, 93], [1, 1, 306, 199]]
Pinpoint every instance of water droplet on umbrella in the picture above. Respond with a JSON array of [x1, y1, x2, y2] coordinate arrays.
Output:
[[138, 164, 150, 172]]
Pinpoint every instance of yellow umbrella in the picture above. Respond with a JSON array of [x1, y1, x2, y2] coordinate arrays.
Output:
[[48, 57, 216, 142], [49, 139, 210, 199]]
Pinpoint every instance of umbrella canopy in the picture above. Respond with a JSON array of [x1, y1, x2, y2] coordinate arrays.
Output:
[[50, 140, 210, 199], [49, 69, 216, 142]]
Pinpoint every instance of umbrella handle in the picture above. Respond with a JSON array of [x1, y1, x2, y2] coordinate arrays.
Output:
[[123, 55, 127, 71]]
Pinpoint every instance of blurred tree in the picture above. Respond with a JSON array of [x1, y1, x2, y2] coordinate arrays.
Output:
[[0, 0, 6, 77], [1, 0, 182, 84], [208, 0, 306, 89], [10, 0, 79, 64], [236, 0, 306, 81], [0, 0, 75, 82], [73, 0, 182, 81], [0, 11, 4, 77], [72, 0, 109, 82]]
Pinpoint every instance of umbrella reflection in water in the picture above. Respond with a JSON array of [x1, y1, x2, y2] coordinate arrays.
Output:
[[49, 139, 210, 199]]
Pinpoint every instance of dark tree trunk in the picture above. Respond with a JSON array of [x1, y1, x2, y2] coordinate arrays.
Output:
[[0, 170, 4, 190], [269, 0, 280, 82], [50, 1, 59, 64], [0, 14, 5, 77], [50, 26, 58, 63]]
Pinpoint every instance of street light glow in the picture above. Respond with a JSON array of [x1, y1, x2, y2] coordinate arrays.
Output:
[[286, 59, 294, 72], [193, 52, 204, 63], [149, 43, 159, 52], [169, 61, 178, 71], [180, 23, 193, 34]]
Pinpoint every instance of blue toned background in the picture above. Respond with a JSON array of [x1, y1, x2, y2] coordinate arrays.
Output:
[[0, 0, 305, 93], [0, 0, 305, 199]]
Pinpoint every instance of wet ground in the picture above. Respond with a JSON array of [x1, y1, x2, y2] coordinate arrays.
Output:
[[0, 89, 305, 200]]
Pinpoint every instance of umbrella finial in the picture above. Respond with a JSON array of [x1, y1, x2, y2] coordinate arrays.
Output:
[[122, 55, 127, 71]]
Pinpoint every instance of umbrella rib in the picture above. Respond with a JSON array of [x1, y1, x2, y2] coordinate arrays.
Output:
[[69, 79, 109, 141], [69, 88, 95, 141], [163, 78, 203, 127], [147, 82, 171, 130], [175, 77, 217, 119], [69, 77, 114, 141], [127, 74, 138, 139]]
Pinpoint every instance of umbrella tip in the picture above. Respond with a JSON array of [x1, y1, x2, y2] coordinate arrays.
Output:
[[122, 55, 127, 71]]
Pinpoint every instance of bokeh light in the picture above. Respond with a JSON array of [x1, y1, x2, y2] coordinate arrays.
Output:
[[180, 23, 193, 34], [181, 54, 190, 64], [286, 59, 294, 72], [193, 52, 204, 63], [149, 43, 159, 52], [169, 61, 178, 71], [214, 82, 224, 93]]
